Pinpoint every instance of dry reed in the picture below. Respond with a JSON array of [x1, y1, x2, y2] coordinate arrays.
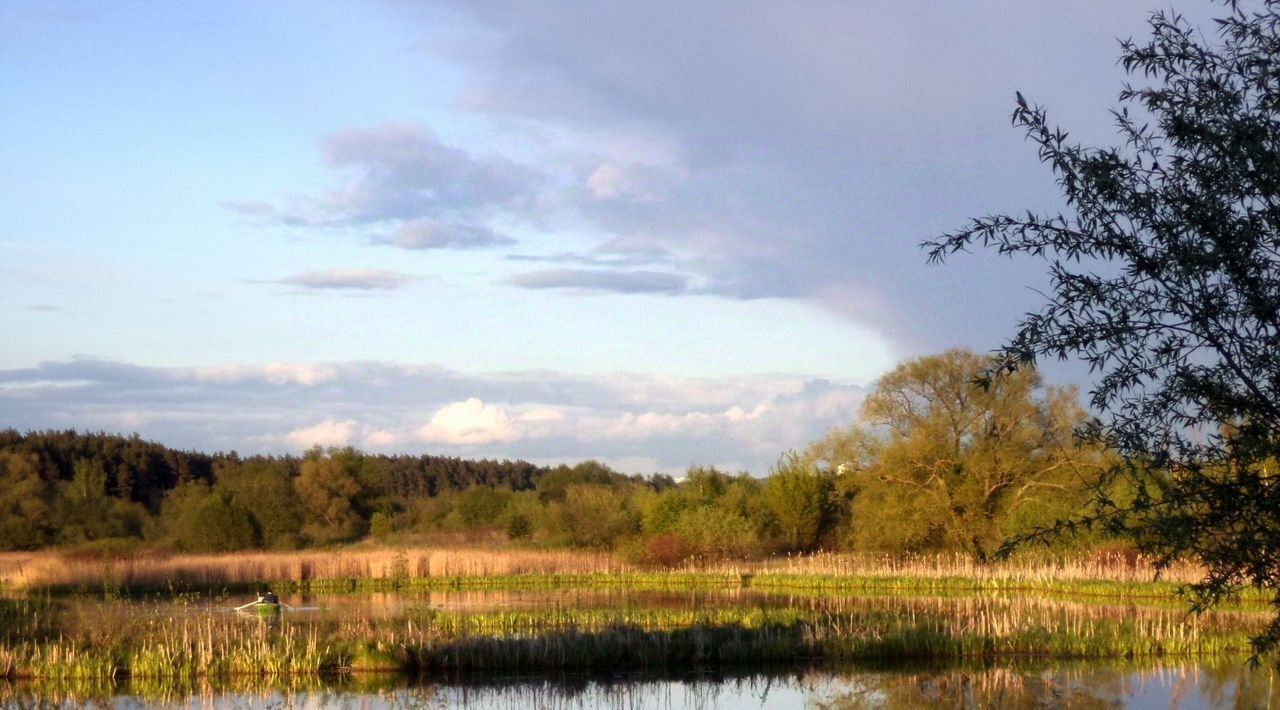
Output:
[[0, 548, 1204, 592]]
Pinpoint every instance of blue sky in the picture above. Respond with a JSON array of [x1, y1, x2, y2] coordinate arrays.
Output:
[[0, 1, 1200, 473]]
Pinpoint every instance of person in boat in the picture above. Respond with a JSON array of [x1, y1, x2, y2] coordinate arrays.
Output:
[[236, 589, 284, 613]]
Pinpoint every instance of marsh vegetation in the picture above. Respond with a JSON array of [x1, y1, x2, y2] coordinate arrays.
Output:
[[0, 552, 1269, 684]]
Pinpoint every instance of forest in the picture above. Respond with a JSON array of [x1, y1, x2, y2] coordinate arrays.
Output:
[[0, 349, 1132, 562]]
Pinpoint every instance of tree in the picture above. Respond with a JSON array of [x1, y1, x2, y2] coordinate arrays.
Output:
[[214, 460, 304, 549], [54, 459, 147, 544], [453, 486, 512, 529], [295, 448, 364, 544], [536, 461, 620, 503], [924, 1, 1280, 650], [0, 452, 53, 549], [823, 351, 1101, 558], [639, 468, 768, 559], [181, 490, 260, 552], [555, 483, 638, 549], [764, 452, 834, 553]]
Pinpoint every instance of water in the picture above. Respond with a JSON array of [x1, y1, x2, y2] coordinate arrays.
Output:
[[4, 660, 1278, 708]]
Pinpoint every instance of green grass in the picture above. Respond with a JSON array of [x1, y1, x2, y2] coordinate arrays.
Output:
[[0, 592, 1261, 680]]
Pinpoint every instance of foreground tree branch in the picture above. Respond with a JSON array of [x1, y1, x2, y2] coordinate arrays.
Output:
[[924, 0, 1280, 655]]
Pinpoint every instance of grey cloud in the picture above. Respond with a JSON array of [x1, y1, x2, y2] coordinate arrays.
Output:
[[314, 123, 542, 224], [228, 124, 544, 252], [27, 304, 61, 312], [273, 268, 418, 291], [0, 358, 866, 474], [387, 218, 516, 250], [405, 0, 1194, 352], [507, 268, 688, 295]]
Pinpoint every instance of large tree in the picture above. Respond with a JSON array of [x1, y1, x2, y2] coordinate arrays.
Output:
[[811, 350, 1101, 558], [925, 1, 1280, 651]]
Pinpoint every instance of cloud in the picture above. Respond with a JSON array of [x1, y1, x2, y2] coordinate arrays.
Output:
[[381, 0, 1177, 351], [188, 362, 341, 386], [228, 123, 543, 257], [506, 268, 688, 295], [507, 236, 675, 269], [273, 268, 418, 291], [0, 357, 867, 473], [286, 419, 358, 448], [362, 429, 404, 449], [220, 199, 277, 219], [388, 218, 516, 250], [417, 399, 569, 445], [584, 161, 670, 202], [266, 123, 542, 227], [26, 304, 61, 312], [418, 398, 516, 445]]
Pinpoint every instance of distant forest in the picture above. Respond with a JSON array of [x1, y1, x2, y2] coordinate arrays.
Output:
[[0, 429, 549, 509], [0, 428, 673, 555]]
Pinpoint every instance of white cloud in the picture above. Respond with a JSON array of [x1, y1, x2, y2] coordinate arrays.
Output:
[[286, 419, 358, 448], [418, 398, 518, 446], [362, 429, 405, 449], [724, 404, 770, 422]]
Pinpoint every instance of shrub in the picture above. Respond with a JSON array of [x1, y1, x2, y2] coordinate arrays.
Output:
[[644, 534, 690, 567]]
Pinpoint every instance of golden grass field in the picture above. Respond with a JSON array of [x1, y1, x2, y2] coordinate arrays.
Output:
[[0, 547, 1205, 590]]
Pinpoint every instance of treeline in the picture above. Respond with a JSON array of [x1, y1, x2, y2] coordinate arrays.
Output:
[[0, 350, 1139, 561], [0, 430, 552, 551], [0, 430, 545, 505]]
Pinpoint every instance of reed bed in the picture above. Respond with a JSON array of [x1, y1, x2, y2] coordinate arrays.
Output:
[[0, 548, 629, 591], [0, 549, 1206, 594], [0, 591, 1260, 680], [707, 551, 1206, 586]]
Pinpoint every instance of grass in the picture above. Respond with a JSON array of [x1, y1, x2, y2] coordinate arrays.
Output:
[[0, 547, 1267, 682], [0, 548, 1211, 593], [0, 548, 628, 591], [0, 590, 1263, 680], [5, 547, 1264, 614]]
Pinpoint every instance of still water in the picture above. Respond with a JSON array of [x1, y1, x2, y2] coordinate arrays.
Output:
[[3, 660, 1277, 708]]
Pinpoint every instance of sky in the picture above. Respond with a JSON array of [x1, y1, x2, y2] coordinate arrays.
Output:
[[0, 0, 1212, 474]]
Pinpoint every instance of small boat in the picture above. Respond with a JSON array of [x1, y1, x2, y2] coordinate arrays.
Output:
[[235, 591, 290, 614]]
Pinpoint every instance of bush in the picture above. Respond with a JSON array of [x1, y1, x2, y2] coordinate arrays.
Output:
[[644, 534, 690, 567]]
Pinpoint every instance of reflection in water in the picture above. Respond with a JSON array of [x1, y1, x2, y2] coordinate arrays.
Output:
[[3, 660, 1278, 708]]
